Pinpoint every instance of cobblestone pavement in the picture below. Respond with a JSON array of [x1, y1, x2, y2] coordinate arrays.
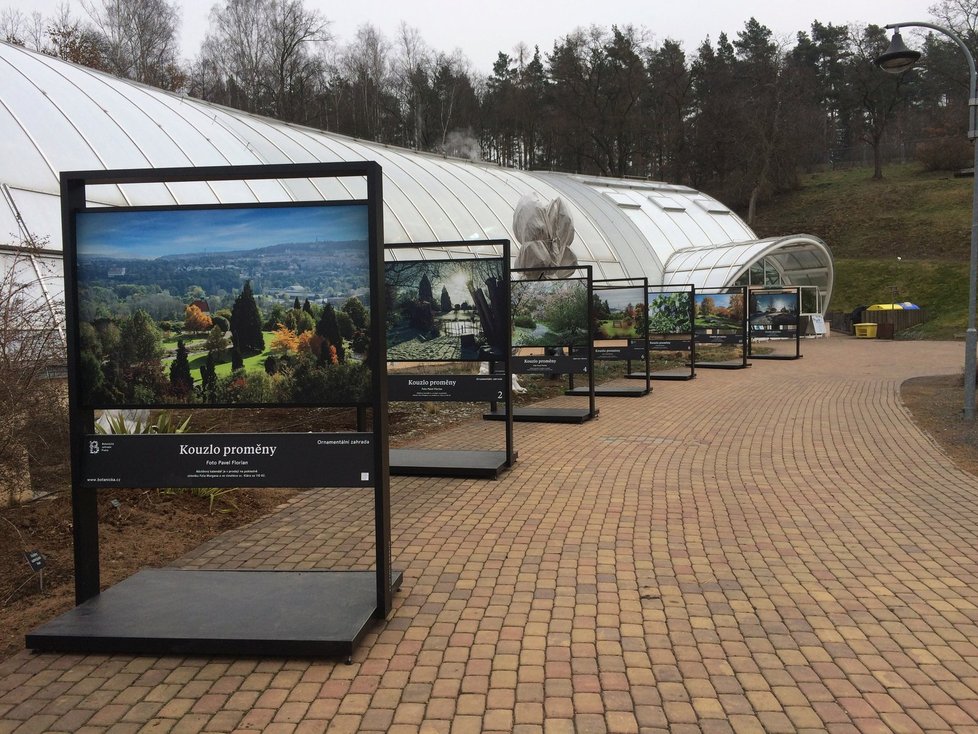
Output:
[[3, 337, 978, 733]]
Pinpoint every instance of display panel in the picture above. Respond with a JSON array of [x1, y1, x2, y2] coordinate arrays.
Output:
[[592, 287, 646, 340], [749, 290, 799, 336], [511, 278, 589, 348], [74, 201, 372, 408], [384, 258, 506, 361], [694, 290, 745, 332], [647, 290, 693, 335]]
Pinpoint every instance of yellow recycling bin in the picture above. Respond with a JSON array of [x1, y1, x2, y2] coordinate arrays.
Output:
[[854, 323, 877, 338]]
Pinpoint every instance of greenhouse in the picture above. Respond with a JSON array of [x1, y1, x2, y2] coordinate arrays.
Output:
[[0, 40, 833, 326]]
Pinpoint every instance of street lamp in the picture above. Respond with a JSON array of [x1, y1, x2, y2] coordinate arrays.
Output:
[[877, 22, 978, 420]]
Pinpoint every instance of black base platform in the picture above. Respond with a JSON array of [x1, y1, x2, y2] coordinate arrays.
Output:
[[390, 448, 513, 478], [483, 407, 597, 423], [693, 360, 751, 369], [748, 354, 802, 360], [564, 385, 648, 397], [626, 368, 694, 381], [26, 568, 403, 659]]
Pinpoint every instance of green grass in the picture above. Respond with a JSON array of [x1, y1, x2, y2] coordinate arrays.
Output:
[[750, 163, 975, 337], [186, 332, 275, 379]]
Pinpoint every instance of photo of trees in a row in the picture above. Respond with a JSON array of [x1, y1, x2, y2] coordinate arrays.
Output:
[[384, 258, 507, 361], [511, 278, 589, 348], [73, 203, 373, 408], [647, 291, 693, 335], [592, 287, 646, 341], [749, 291, 799, 334], [694, 292, 745, 333]]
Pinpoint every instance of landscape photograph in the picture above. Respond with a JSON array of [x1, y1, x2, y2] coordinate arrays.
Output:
[[592, 287, 646, 340], [694, 291, 745, 332], [73, 202, 373, 407], [384, 258, 506, 361], [647, 291, 693, 335], [749, 291, 799, 333], [511, 278, 589, 348]]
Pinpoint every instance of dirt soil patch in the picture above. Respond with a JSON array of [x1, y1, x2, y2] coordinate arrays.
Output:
[[0, 360, 636, 662], [901, 373, 978, 477]]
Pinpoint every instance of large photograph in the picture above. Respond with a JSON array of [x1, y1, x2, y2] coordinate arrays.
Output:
[[385, 258, 506, 361], [647, 290, 692, 335], [749, 291, 799, 332], [694, 291, 745, 332], [511, 278, 590, 348], [592, 287, 646, 340], [74, 202, 372, 408]]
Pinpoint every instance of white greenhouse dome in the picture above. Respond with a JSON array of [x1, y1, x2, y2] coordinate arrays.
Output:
[[0, 41, 832, 322]]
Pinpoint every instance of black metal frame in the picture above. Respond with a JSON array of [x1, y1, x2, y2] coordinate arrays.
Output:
[[485, 265, 597, 424], [32, 162, 396, 658], [629, 282, 697, 381], [575, 277, 650, 396], [384, 240, 514, 477], [693, 285, 750, 370], [747, 286, 803, 360]]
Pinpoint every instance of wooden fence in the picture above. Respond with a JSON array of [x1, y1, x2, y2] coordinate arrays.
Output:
[[825, 309, 928, 335]]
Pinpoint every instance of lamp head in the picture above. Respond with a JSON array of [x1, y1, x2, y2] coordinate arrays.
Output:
[[876, 29, 921, 74]]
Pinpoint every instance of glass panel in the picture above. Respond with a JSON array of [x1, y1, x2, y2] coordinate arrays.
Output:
[[764, 260, 782, 285], [800, 287, 819, 313], [749, 263, 763, 285]]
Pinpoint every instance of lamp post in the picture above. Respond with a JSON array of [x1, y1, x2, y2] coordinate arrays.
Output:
[[877, 22, 978, 420]]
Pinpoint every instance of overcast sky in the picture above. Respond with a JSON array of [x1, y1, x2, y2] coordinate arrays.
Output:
[[13, 0, 939, 73]]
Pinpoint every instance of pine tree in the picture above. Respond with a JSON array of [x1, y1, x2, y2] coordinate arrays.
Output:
[[440, 286, 452, 312], [200, 352, 217, 401], [293, 297, 301, 310], [231, 347, 244, 371], [169, 340, 193, 395], [418, 273, 433, 303], [303, 298, 314, 317], [315, 302, 345, 363], [230, 280, 264, 355]]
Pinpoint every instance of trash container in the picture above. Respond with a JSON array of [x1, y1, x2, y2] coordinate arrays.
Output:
[[854, 323, 877, 338]]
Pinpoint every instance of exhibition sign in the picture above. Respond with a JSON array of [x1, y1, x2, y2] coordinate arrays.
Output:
[[32, 162, 397, 658], [693, 286, 749, 369], [587, 277, 650, 396], [629, 284, 695, 381], [748, 287, 802, 360], [384, 240, 514, 477]]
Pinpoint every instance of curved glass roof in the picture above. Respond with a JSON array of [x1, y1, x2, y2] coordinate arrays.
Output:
[[0, 40, 833, 313]]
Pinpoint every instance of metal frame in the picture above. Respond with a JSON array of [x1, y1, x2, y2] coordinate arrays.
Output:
[[747, 286, 802, 361], [46, 162, 395, 658], [583, 277, 651, 396], [693, 285, 750, 370], [633, 283, 697, 381], [384, 239, 514, 475]]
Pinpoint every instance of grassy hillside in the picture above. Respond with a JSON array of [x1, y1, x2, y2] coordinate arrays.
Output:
[[749, 163, 973, 338]]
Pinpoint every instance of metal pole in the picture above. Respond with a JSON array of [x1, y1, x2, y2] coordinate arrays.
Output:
[[886, 22, 978, 419]]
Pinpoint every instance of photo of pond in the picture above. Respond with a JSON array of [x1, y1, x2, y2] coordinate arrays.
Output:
[[385, 258, 506, 361], [593, 287, 646, 340], [73, 202, 373, 408], [749, 291, 799, 332]]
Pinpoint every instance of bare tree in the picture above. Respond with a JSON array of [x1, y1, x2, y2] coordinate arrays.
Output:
[[83, 0, 184, 89], [0, 7, 45, 50], [0, 240, 67, 505], [198, 0, 328, 120]]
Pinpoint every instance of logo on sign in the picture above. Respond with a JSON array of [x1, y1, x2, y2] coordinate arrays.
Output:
[[89, 440, 100, 455]]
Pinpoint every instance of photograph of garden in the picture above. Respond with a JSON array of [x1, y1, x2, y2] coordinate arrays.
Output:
[[73, 203, 373, 408], [511, 278, 589, 348], [749, 291, 799, 332], [694, 291, 745, 332], [592, 287, 646, 340], [384, 258, 506, 361], [647, 291, 693, 335]]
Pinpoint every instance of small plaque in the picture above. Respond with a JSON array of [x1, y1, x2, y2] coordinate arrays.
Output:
[[388, 374, 505, 402], [24, 550, 45, 572], [512, 355, 589, 375]]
